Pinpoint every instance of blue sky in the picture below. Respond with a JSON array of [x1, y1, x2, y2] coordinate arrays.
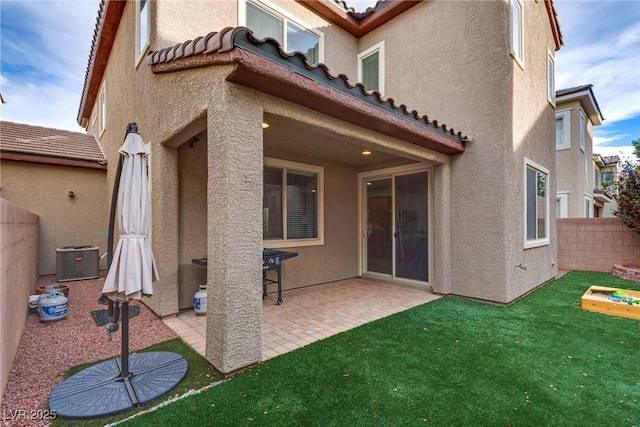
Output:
[[1, 0, 638, 158]]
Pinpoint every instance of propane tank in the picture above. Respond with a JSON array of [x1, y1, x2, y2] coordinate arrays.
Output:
[[194, 284, 207, 315], [37, 284, 60, 316], [38, 290, 68, 322]]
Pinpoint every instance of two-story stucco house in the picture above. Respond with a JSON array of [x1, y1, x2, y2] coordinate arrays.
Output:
[[555, 84, 606, 218], [593, 153, 620, 217], [77, 0, 562, 373]]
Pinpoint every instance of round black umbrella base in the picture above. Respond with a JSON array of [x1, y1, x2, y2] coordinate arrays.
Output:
[[49, 351, 188, 419]]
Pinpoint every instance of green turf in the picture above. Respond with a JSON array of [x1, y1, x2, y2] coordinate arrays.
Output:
[[52, 338, 221, 427], [114, 272, 640, 426]]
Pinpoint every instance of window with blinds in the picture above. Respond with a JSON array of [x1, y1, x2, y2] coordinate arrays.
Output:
[[246, 1, 320, 65], [286, 169, 317, 239], [263, 159, 323, 245], [358, 41, 384, 95], [361, 51, 379, 92]]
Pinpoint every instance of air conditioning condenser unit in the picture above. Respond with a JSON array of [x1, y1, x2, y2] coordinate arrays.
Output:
[[56, 246, 99, 282]]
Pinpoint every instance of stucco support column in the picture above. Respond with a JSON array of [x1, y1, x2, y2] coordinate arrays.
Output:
[[432, 162, 452, 295], [205, 87, 263, 373], [148, 145, 180, 316]]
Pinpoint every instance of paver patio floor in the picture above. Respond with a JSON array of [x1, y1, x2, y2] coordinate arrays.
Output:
[[163, 277, 440, 361]]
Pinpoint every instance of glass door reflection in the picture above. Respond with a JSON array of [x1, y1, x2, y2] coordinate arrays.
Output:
[[366, 178, 392, 275]]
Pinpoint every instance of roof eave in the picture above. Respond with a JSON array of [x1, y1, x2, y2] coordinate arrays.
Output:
[[0, 151, 108, 170], [556, 89, 604, 126], [77, 1, 126, 127], [296, 0, 421, 38], [149, 28, 466, 156], [545, 0, 564, 51]]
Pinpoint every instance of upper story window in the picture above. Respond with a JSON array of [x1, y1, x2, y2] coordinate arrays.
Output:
[[602, 171, 613, 183], [357, 41, 385, 95], [242, 0, 324, 65], [510, 0, 524, 67], [547, 51, 555, 105], [556, 192, 568, 219], [136, 0, 150, 65], [98, 84, 106, 136], [555, 109, 571, 150], [579, 110, 586, 152], [263, 158, 324, 247], [525, 158, 549, 248], [584, 195, 592, 218]]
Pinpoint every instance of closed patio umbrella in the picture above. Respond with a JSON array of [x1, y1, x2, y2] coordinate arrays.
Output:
[[102, 126, 158, 300], [48, 124, 187, 419]]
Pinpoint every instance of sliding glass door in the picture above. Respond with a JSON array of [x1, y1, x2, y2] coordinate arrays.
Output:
[[363, 170, 429, 283]]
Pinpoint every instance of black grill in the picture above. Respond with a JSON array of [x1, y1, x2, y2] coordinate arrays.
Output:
[[262, 249, 298, 304], [191, 248, 298, 305]]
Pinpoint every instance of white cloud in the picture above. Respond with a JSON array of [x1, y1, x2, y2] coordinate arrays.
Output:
[[0, 1, 98, 131], [555, 2, 640, 126]]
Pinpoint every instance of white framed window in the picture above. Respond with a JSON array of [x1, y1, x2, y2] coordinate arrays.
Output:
[[579, 110, 586, 152], [239, 0, 324, 65], [547, 50, 555, 105], [135, 0, 150, 66], [602, 171, 613, 183], [524, 158, 549, 248], [263, 158, 324, 247], [584, 194, 592, 218], [510, 0, 524, 67], [556, 192, 568, 219], [357, 41, 385, 95], [555, 109, 571, 150], [98, 84, 106, 136]]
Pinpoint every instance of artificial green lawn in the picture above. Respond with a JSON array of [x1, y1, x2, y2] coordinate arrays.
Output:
[[124, 272, 638, 426], [52, 338, 221, 427]]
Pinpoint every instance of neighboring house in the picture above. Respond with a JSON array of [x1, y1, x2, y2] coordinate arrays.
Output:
[[77, 0, 562, 372], [555, 84, 605, 218], [593, 153, 621, 217], [0, 121, 108, 275]]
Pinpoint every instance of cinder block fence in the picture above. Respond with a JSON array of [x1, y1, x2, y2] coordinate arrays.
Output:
[[0, 199, 39, 405], [557, 218, 640, 273]]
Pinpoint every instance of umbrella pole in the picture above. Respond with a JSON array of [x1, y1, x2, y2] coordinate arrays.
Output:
[[121, 301, 130, 378]]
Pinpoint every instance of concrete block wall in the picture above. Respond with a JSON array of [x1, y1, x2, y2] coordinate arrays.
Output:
[[0, 198, 39, 406], [557, 218, 640, 272]]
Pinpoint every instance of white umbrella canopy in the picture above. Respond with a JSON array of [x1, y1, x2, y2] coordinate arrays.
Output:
[[102, 131, 158, 301]]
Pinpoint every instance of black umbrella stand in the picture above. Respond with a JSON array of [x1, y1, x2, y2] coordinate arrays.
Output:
[[48, 124, 188, 419]]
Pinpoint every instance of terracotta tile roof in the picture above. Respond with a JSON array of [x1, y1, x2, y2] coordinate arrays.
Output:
[[0, 121, 106, 165], [147, 27, 469, 148], [545, 0, 564, 50]]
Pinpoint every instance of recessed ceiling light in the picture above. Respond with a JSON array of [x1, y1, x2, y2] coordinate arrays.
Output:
[[362, 150, 372, 155], [262, 122, 269, 129]]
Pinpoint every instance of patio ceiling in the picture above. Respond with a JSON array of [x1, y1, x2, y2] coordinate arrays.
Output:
[[262, 113, 420, 170]]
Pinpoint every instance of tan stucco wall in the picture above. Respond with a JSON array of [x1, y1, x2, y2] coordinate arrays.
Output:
[[154, 0, 358, 78], [505, 0, 557, 301], [358, 0, 557, 302], [177, 130, 208, 310], [0, 161, 107, 275], [0, 199, 38, 406], [556, 99, 595, 218]]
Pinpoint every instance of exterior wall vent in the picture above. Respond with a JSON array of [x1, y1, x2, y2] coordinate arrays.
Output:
[[56, 246, 99, 282]]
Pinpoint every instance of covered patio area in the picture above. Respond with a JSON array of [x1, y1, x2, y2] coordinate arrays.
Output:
[[163, 278, 440, 362]]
